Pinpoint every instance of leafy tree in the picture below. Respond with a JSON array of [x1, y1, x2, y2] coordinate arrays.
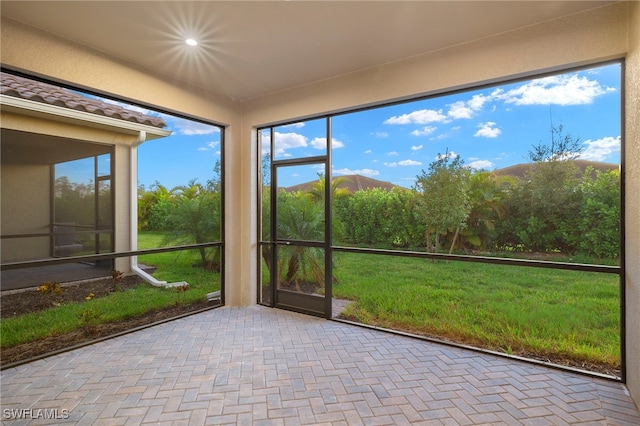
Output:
[[137, 182, 177, 231], [163, 190, 222, 270], [206, 160, 222, 193], [307, 174, 350, 203], [576, 168, 620, 259], [334, 187, 421, 248], [462, 171, 516, 251], [275, 191, 326, 291], [528, 124, 582, 162], [496, 126, 583, 253], [414, 152, 470, 253]]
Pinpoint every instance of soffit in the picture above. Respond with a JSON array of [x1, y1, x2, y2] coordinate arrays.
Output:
[[0, 1, 615, 101]]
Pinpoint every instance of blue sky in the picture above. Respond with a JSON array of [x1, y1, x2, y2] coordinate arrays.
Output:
[[79, 62, 620, 190], [137, 117, 221, 190], [267, 62, 621, 188]]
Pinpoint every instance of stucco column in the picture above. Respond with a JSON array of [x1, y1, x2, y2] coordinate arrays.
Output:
[[624, 0, 640, 408]]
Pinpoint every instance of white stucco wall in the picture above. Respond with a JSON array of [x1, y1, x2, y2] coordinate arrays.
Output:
[[624, 0, 640, 407]]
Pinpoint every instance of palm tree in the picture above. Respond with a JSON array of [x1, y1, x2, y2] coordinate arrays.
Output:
[[137, 182, 178, 231], [462, 171, 516, 251], [163, 191, 221, 270], [307, 174, 349, 202], [276, 191, 326, 292]]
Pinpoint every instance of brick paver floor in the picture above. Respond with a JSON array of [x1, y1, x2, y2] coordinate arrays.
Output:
[[1, 306, 639, 425]]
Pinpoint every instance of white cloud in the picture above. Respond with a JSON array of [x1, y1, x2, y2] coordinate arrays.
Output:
[[447, 101, 474, 119], [170, 117, 220, 135], [468, 160, 494, 170], [410, 126, 437, 137], [371, 131, 388, 138], [474, 122, 501, 138], [468, 93, 490, 111], [310, 137, 344, 149], [384, 159, 422, 167], [283, 122, 305, 129], [384, 109, 447, 125], [198, 141, 219, 152], [435, 151, 459, 161], [411, 145, 423, 151], [272, 131, 307, 156], [498, 74, 616, 106], [331, 138, 345, 149], [364, 149, 373, 154], [333, 168, 380, 177], [580, 136, 621, 161], [446, 93, 490, 120], [399, 159, 422, 166], [387, 151, 399, 156]]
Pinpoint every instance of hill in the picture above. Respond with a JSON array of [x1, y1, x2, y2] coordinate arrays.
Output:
[[284, 174, 398, 193], [494, 160, 618, 179]]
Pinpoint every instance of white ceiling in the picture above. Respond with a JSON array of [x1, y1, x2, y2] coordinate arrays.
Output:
[[1, 1, 613, 101]]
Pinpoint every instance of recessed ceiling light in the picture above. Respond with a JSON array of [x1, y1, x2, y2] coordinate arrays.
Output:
[[185, 38, 198, 46]]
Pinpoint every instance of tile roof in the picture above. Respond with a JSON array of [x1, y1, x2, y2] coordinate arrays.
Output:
[[1, 72, 166, 128], [285, 174, 399, 193]]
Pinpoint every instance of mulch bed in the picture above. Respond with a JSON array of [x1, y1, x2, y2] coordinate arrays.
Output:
[[1, 276, 216, 367]]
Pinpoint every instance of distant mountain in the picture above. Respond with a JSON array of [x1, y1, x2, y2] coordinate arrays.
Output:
[[284, 174, 398, 193], [494, 160, 618, 179], [282, 161, 618, 194]]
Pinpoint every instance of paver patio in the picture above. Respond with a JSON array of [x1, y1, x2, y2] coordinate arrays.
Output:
[[1, 306, 639, 425]]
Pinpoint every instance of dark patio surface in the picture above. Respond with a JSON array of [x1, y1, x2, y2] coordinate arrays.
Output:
[[1, 262, 112, 292], [1, 306, 639, 425]]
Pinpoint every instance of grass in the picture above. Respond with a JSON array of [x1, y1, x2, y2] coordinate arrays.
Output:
[[137, 232, 221, 286], [2, 232, 620, 373], [332, 252, 620, 369], [1, 232, 221, 348]]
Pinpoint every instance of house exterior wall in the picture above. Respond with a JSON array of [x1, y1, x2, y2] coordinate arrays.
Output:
[[0, 163, 50, 261], [0, 109, 145, 145]]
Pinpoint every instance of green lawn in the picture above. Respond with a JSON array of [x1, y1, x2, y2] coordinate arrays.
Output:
[[1, 232, 220, 349], [2, 233, 620, 373], [137, 232, 221, 287], [332, 252, 620, 369]]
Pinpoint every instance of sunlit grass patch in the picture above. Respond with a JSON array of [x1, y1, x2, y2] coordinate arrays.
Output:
[[333, 252, 620, 370]]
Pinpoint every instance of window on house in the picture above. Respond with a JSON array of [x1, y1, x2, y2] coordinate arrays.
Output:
[[53, 153, 113, 258]]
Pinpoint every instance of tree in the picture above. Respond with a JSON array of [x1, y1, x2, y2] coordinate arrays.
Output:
[[307, 174, 349, 203], [576, 168, 620, 259], [333, 187, 422, 248], [163, 191, 222, 270], [496, 125, 583, 253], [462, 171, 516, 251], [528, 124, 582, 162], [137, 182, 177, 231], [414, 152, 470, 253], [275, 191, 326, 291]]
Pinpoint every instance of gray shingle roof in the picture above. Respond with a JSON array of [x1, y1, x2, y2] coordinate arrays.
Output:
[[1, 72, 167, 128]]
